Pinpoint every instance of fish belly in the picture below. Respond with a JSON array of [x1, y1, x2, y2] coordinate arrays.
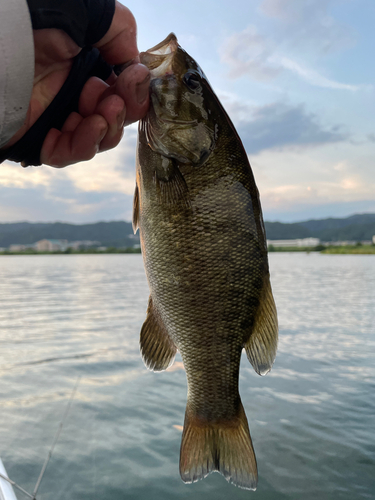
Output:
[[138, 161, 265, 489]]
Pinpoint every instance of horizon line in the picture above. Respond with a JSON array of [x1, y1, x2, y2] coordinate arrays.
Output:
[[0, 212, 374, 226]]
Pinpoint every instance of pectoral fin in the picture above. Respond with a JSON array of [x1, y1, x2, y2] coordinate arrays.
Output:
[[245, 275, 278, 375], [132, 183, 139, 234], [140, 296, 177, 371], [155, 158, 191, 208]]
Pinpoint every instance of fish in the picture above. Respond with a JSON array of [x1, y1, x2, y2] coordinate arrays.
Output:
[[134, 33, 278, 490]]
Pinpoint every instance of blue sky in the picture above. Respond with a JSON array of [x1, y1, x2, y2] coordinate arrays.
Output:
[[1, 0, 374, 223]]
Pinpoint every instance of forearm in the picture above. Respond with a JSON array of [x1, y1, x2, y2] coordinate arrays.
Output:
[[0, 0, 34, 148]]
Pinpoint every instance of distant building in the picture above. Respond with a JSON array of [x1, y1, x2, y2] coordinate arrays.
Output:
[[267, 237, 320, 248], [373, 235, 375, 245], [324, 241, 355, 246], [325, 240, 372, 246], [67, 240, 100, 249], [9, 244, 26, 252], [35, 239, 68, 251]]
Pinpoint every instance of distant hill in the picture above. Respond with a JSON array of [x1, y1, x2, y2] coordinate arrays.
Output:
[[265, 213, 375, 241], [263, 222, 311, 240], [0, 214, 374, 247], [0, 221, 137, 248]]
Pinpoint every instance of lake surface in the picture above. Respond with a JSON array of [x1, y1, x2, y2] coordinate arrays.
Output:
[[0, 253, 374, 500]]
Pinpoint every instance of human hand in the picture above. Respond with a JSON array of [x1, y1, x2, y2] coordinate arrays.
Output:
[[3, 2, 150, 168]]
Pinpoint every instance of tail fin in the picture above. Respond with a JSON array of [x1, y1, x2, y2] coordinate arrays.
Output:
[[179, 402, 258, 490]]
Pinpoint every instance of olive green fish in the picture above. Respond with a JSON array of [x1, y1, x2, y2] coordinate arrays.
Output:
[[134, 34, 278, 490]]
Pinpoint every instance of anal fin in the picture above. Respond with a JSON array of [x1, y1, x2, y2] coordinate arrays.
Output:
[[140, 296, 177, 371], [245, 274, 278, 375], [180, 401, 258, 490]]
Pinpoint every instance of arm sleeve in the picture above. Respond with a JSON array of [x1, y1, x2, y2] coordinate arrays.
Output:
[[26, 0, 115, 47], [0, 0, 34, 148]]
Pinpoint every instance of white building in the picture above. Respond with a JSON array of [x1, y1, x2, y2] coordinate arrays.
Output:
[[68, 240, 100, 249], [9, 244, 26, 252], [373, 235, 375, 245], [35, 239, 68, 251], [267, 237, 320, 248]]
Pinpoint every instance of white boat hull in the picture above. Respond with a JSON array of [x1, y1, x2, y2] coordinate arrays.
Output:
[[0, 458, 17, 500]]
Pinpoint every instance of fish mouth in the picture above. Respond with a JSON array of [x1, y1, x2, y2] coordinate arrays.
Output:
[[140, 33, 179, 77]]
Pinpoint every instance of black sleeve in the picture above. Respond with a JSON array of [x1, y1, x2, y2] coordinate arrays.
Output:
[[0, 48, 113, 166], [26, 0, 116, 47]]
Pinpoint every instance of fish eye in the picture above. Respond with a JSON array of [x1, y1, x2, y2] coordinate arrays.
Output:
[[183, 72, 200, 90]]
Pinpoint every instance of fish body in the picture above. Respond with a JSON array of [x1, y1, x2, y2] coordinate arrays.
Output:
[[134, 34, 278, 490]]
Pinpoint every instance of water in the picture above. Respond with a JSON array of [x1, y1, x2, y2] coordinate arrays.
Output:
[[0, 253, 374, 499]]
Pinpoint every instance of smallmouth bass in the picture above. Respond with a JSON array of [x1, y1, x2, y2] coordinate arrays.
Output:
[[134, 33, 278, 490]]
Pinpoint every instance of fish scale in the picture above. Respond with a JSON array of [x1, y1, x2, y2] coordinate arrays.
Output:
[[134, 33, 278, 490]]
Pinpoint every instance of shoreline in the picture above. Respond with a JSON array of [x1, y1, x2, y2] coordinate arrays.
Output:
[[0, 248, 141, 256], [268, 245, 375, 254], [1, 246, 374, 255]]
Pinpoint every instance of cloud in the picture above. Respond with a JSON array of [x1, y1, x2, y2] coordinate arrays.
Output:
[[0, 181, 135, 223], [216, 90, 259, 125], [1, 127, 138, 195], [259, 0, 354, 54], [264, 201, 375, 223], [220, 26, 281, 81], [249, 143, 375, 221], [64, 127, 138, 195], [220, 25, 361, 90], [0, 127, 139, 222], [0, 162, 55, 189], [274, 57, 363, 91], [235, 102, 348, 154]]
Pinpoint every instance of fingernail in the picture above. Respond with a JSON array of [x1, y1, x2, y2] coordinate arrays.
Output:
[[136, 74, 150, 105], [97, 126, 108, 145], [117, 108, 126, 130]]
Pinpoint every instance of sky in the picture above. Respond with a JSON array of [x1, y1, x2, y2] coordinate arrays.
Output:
[[1, 0, 375, 223]]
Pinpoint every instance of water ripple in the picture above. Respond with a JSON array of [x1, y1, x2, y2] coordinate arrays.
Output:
[[0, 254, 374, 500]]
